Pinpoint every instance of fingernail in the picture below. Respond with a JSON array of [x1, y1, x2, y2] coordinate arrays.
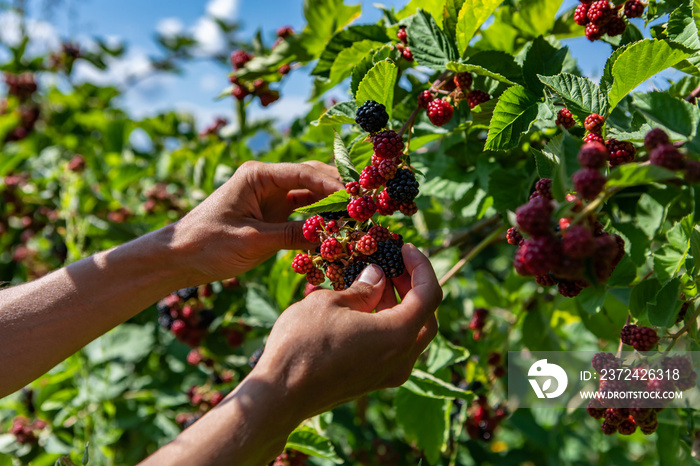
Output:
[[357, 264, 383, 286]]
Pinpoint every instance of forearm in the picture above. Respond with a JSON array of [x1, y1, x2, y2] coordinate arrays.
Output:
[[0, 223, 189, 396], [140, 367, 302, 466]]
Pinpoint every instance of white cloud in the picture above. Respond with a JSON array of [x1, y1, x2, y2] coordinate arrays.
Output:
[[200, 74, 222, 92], [206, 0, 240, 20], [249, 95, 312, 126], [191, 17, 226, 55], [73, 48, 153, 86], [0, 11, 59, 56], [156, 17, 184, 37]]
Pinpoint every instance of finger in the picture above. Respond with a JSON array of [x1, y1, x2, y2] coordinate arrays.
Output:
[[336, 264, 386, 313], [376, 244, 443, 333], [263, 163, 344, 196], [301, 160, 341, 180], [391, 270, 411, 300], [286, 189, 324, 210], [261, 220, 318, 251], [376, 278, 398, 312]]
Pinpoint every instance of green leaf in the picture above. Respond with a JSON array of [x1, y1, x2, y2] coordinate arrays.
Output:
[[313, 101, 356, 126], [405, 9, 458, 70], [299, 0, 362, 58], [355, 60, 398, 119], [691, 226, 700, 271], [538, 73, 609, 123], [349, 137, 373, 169], [544, 131, 581, 200], [471, 98, 498, 127], [485, 85, 540, 151], [600, 43, 630, 96], [606, 163, 678, 189], [631, 91, 700, 137], [83, 323, 155, 364], [312, 25, 390, 78], [466, 50, 524, 83], [512, 0, 564, 38], [397, 0, 446, 26], [403, 369, 475, 400], [286, 426, 343, 463], [328, 40, 385, 87], [667, 0, 700, 51], [576, 286, 607, 314], [443, 0, 463, 41], [607, 39, 692, 111], [395, 388, 450, 465], [426, 332, 470, 373], [635, 193, 666, 238], [333, 131, 359, 183], [350, 45, 392, 97], [446, 61, 516, 85], [522, 36, 568, 94], [629, 278, 661, 318], [654, 216, 694, 285], [648, 278, 683, 327], [295, 190, 349, 214], [455, 0, 505, 56], [532, 147, 557, 179]]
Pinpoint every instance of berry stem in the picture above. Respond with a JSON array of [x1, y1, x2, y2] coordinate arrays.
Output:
[[428, 215, 502, 256], [685, 84, 700, 103], [438, 224, 507, 287], [398, 105, 421, 138], [616, 314, 630, 358], [570, 186, 622, 226]]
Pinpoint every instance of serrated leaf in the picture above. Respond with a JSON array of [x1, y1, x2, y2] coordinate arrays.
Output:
[[443, 0, 463, 41], [667, 0, 700, 51], [395, 388, 450, 465], [313, 101, 356, 126], [405, 9, 458, 70], [531, 147, 557, 179], [600, 42, 631, 95], [446, 61, 515, 85], [349, 137, 373, 169], [286, 426, 343, 464], [328, 40, 385, 87], [350, 45, 392, 97], [356, 60, 397, 119], [298, 0, 362, 58], [631, 91, 700, 137], [426, 332, 470, 372], [522, 36, 568, 94], [332, 131, 359, 183], [485, 85, 540, 151], [691, 226, 700, 271], [654, 216, 693, 285], [455, 0, 505, 56], [311, 25, 390, 78], [607, 39, 692, 111], [538, 73, 609, 122], [512, 0, 563, 38], [295, 190, 349, 214], [606, 163, 678, 188], [471, 98, 498, 127]]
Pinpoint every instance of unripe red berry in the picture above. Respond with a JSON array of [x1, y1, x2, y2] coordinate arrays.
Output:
[[399, 201, 418, 216], [506, 227, 523, 245], [372, 130, 404, 159], [402, 47, 414, 61], [467, 89, 490, 109], [607, 16, 627, 36], [376, 189, 400, 215], [345, 181, 361, 196], [624, 0, 644, 18], [556, 108, 576, 128], [320, 237, 344, 261], [562, 225, 595, 258], [417, 90, 433, 109], [515, 197, 553, 236], [520, 235, 562, 275], [606, 138, 636, 167], [397, 27, 407, 43], [368, 225, 391, 242], [306, 268, 325, 285], [454, 72, 473, 91], [584, 113, 605, 134], [583, 132, 604, 144], [292, 253, 314, 274], [232, 85, 249, 101], [574, 4, 590, 25], [585, 22, 605, 41], [427, 99, 454, 126], [356, 234, 378, 255], [348, 195, 378, 222], [302, 215, 324, 242], [377, 158, 398, 179], [359, 165, 385, 189], [587, 0, 612, 23]]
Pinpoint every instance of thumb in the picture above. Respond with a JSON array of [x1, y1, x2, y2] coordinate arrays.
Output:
[[338, 264, 386, 313]]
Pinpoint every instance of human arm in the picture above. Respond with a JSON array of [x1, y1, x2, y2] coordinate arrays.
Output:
[[140, 243, 442, 466], [0, 161, 344, 397]]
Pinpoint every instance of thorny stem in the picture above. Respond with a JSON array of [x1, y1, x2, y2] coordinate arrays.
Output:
[[438, 224, 507, 287]]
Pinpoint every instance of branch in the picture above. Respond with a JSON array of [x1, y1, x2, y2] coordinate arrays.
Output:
[[438, 224, 507, 287], [686, 84, 700, 103], [428, 216, 502, 256]]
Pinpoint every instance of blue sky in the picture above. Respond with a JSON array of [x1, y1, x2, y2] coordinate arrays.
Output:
[[7, 0, 677, 129]]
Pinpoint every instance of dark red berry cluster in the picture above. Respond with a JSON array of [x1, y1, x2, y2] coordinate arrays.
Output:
[[468, 308, 488, 341], [620, 324, 659, 352], [395, 26, 413, 62], [293, 101, 421, 289], [3, 72, 37, 101], [271, 449, 309, 466], [187, 385, 226, 411], [8, 416, 47, 444], [644, 127, 700, 181], [143, 181, 185, 215], [586, 352, 695, 435], [417, 71, 491, 127], [157, 287, 218, 346], [509, 173, 624, 297], [465, 395, 508, 442], [228, 27, 296, 107], [556, 108, 575, 129], [574, 0, 642, 41]]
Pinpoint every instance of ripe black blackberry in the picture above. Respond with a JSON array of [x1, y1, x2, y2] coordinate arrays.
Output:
[[592, 352, 620, 372], [369, 240, 405, 278], [320, 210, 349, 221], [355, 100, 389, 133], [386, 168, 419, 203], [177, 287, 199, 300], [343, 261, 368, 288]]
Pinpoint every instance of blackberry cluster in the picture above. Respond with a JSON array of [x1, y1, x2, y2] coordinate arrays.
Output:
[[464, 395, 508, 442], [186, 385, 226, 412], [469, 308, 489, 341], [9, 416, 46, 444], [293, 101, 425, 290], [620, 324, 659, 352], [574, 0, 641, 41], [228, 31, 295, 107], [157, 286, 219, 347], [509, 173, 624, 297], [587, 352, 696, 435]]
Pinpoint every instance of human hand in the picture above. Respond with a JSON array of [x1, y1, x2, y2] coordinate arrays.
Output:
[[169, 161, 344, 284], [250, 243, 442, 422]]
